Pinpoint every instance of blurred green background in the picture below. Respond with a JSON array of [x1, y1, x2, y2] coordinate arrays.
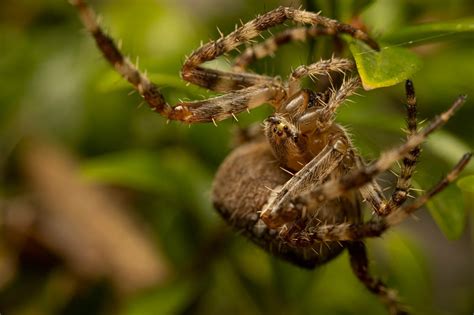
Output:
[[0, 0, 473, 314]]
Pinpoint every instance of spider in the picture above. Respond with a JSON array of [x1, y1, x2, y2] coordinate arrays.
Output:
[[71, 1, 471, 314]]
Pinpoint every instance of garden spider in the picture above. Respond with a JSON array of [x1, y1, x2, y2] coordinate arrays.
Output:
[[71, 1, 471, 314]]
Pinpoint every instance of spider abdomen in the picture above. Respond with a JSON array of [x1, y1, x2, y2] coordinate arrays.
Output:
[[212, 139, 359, 268]]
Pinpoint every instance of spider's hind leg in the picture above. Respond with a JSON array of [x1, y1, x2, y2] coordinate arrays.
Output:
[[348, 241, 408, 315]]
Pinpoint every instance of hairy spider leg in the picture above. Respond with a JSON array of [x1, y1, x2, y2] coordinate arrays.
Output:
[[169, 84, 285, 123], [180, 5, 379, 119], [385, 151, 471, 225], [70, 0, 285, 123], [348, 241, 408, 315], [294, 75, 361, 132], [261, 138, 352, 228], [233, 26, 339, 72], [274, 58, 357, 118], [355, 155, 387, 214], [183, 6, 379, 90], [384, 80, 421, 214], [288, 58, 355, 95], [358, 80, 420, 216]]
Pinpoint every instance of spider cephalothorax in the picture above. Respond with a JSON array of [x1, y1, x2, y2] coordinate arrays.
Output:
[[71, 1, 471, 314]]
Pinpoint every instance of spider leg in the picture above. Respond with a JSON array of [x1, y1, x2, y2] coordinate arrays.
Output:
[[261, 133, 352, 228], [284, 152, 471, 244], [70, 0, 286, 123], [384, 80, 420, 214], [355, 156, 387, 214], [184, 6, 378, 70], [181, 67, 278, 93], [280, 94, 467, 217], [359, 80, 421, 216], [347, 241, 408, 315], [169, 84, 286, 123], [182, 6, 378, 91], [233, 26, 337, 72], [385, 152, 472, 226], [288, 58, 355, 95], [71, 0, 169, 114], [294, 75, 361, 134]]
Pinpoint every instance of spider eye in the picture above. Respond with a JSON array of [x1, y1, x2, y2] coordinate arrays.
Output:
[[283, 125, 289, 130], [273, 127, 277, 133]]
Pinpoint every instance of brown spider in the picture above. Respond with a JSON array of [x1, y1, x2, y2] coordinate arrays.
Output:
[[71, 1, 471, 314]]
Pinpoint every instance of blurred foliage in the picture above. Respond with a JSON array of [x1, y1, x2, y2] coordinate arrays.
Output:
[[0, 0, 473, 315], [348, 39, 422, 90]]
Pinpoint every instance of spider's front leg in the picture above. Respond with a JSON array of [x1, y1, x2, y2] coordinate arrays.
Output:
[[233, 26, 338, 72], [183, 6, 378, 90], [287, 58, 356, 95], [70, 0, 286, 123]]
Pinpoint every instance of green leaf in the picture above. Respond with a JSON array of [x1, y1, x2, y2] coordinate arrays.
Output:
[[422, 132, 472, 238], [427, 184, 466, 240], [457, 175, 474, 215], [348, 39, 422, 90], [457, 175, 474, 194], [381, 17, 474, 45]]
